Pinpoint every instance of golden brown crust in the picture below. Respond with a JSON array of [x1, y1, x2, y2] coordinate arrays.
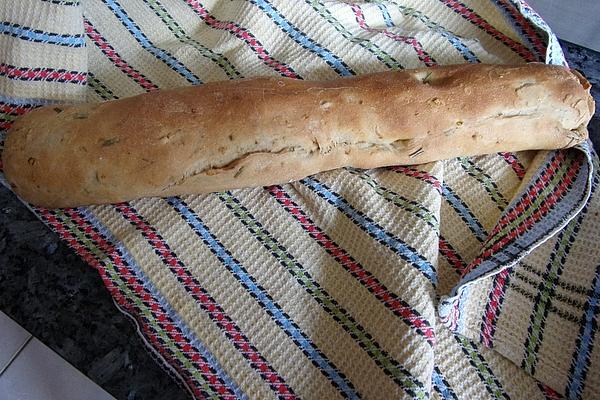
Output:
[[2, 63, 594, 208]]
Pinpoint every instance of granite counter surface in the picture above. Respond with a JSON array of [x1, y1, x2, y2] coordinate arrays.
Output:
[[0, 40, 598, 400]]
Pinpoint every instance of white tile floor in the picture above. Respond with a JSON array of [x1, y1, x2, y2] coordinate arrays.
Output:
[[0, 311, 115, 400]]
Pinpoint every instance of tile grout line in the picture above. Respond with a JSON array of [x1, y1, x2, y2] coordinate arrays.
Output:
[[0, 334, 33, 378]]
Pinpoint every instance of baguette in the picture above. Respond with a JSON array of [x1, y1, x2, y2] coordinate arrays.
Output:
[[2, 63, 594, 208]]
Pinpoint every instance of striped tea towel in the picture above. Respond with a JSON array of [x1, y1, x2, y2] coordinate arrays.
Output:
[[0, 0, 598, 398]]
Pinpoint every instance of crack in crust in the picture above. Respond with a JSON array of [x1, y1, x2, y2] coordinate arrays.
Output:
[[161, 138, 416, 191]]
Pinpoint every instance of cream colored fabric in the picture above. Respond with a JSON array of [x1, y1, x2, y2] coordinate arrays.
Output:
[[0, 0, 597, 398]]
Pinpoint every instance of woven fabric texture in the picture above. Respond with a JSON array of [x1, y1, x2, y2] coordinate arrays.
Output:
[[0, 0, 598, 398]]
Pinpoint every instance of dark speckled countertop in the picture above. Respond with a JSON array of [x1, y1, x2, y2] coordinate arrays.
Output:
[[0, 40, 599, 400], [565, 41, 600, 147]]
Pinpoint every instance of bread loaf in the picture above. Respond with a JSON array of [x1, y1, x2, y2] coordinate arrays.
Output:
[[2, 63, 594, 208]]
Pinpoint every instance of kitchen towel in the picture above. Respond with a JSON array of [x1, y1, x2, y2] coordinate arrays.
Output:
[[0, 0, 598, 398]]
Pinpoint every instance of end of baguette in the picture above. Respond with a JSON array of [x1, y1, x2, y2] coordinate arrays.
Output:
[[570, 68, 596, 118]]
